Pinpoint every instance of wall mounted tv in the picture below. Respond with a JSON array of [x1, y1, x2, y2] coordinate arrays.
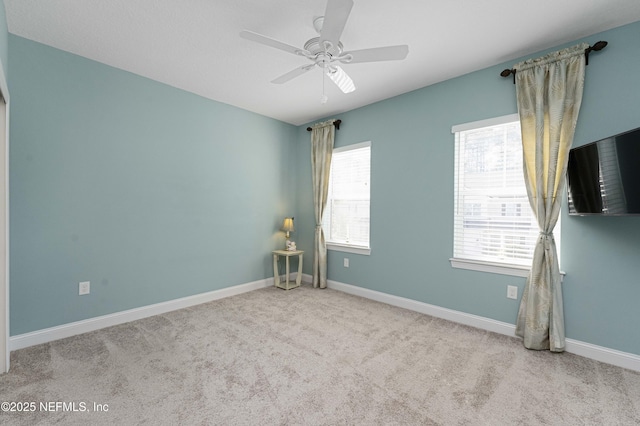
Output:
[[567, 126, 640, 216]]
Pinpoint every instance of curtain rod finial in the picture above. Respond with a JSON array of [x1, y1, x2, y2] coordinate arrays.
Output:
[[592, 40, 608, 51], [585, 41, 608, 65], [500, 68, 516, 83]]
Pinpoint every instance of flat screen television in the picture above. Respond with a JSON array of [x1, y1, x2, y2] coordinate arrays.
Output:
[[567, 126, 640, 216]]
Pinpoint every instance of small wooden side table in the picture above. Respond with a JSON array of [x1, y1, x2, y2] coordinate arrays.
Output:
[[272, 250, 304, 290]]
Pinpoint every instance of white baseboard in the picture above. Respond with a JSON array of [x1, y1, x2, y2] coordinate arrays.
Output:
[[563, 339, 640, 372], [10, 278, 273, 351], [11, 274, 639, 372], [327, 279, 640, 372]]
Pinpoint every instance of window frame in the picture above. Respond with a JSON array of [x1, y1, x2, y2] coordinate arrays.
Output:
[[324, 141, 371, 256], [449, 114, 561, 277]]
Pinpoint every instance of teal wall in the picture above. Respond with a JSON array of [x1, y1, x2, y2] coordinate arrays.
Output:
[[296, 21, 640, 356], [6, 13, 640, 358], [8, 36, 298, 335]]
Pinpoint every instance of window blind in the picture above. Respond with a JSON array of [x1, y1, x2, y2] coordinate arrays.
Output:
[[453, 120, 550, 266], [323, 142, 371, 248]]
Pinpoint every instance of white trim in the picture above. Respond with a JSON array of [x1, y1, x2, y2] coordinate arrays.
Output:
[[328, 279, 515, 335], [333, 140, 370, 153], [451, 113, 519, 134], [450, 258, 530, 277], [0, 59, 9, 374], [563, 339, 640, 372], [9, 278, 272, 351], [327, 279, 640, 372], [326, 242, 371, 255], [12, 274, 637, 372], [450, 258, 566, 281]]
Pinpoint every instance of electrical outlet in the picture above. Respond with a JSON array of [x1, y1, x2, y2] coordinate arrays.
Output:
[[343, 258, 349, 268], [79, 281, 90, 295], [507, 285, 518, 300]]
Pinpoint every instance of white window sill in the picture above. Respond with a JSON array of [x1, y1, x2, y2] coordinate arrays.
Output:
[[450, 258, 565, 280], [327, 243, 371, 255]]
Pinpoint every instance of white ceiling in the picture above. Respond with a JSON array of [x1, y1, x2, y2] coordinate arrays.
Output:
[[4, 0, 640, 126]]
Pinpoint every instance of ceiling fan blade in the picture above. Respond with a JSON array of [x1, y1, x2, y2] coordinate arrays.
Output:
[[240, 30, 307, 56], [320, 0, 354, 49], [271, 64, 315, 84], [327, 66, 356, 93], [342, 45, 409, 63]]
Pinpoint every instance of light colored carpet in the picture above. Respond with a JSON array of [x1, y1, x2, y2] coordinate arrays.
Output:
[[1, 284, 639, 425]]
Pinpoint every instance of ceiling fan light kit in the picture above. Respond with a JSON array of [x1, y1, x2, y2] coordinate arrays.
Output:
[[239, 0, 408, 103]]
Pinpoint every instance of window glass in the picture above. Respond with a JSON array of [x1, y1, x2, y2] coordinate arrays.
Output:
[[452, 117, 560, 269], [323, 142, 371, 252]]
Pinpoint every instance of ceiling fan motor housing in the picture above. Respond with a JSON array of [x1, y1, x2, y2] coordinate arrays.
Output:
[[304, 37, 344, 67]]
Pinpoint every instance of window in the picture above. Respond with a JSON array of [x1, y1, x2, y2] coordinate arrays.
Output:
[[451, 114, 560, 277], [323, 141, 371, 255]]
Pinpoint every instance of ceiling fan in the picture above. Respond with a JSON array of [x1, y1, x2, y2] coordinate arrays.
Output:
[[239, 0, 408, 102]]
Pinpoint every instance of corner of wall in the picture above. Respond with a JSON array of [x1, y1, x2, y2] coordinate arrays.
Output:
[[0, 2, 8, 80]]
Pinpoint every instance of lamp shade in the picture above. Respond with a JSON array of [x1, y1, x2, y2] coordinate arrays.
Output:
[[282, 217, 294, 233]]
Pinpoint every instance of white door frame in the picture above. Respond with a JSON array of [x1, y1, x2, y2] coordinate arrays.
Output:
[[0, 60, 9, 374]]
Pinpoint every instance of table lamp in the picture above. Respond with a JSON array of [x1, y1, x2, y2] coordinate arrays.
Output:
[[282, 217, 294, 249]]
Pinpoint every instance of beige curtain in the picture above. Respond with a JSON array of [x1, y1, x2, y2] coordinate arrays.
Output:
[[310, 119, 336, 289], [514, 43, 588, 352]]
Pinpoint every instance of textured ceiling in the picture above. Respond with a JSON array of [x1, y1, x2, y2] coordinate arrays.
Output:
[[5, 0, 640, 125]]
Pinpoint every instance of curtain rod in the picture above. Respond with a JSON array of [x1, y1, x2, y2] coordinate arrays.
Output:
[[499, 41, 608, 83], [307, 119, 342, 132]]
